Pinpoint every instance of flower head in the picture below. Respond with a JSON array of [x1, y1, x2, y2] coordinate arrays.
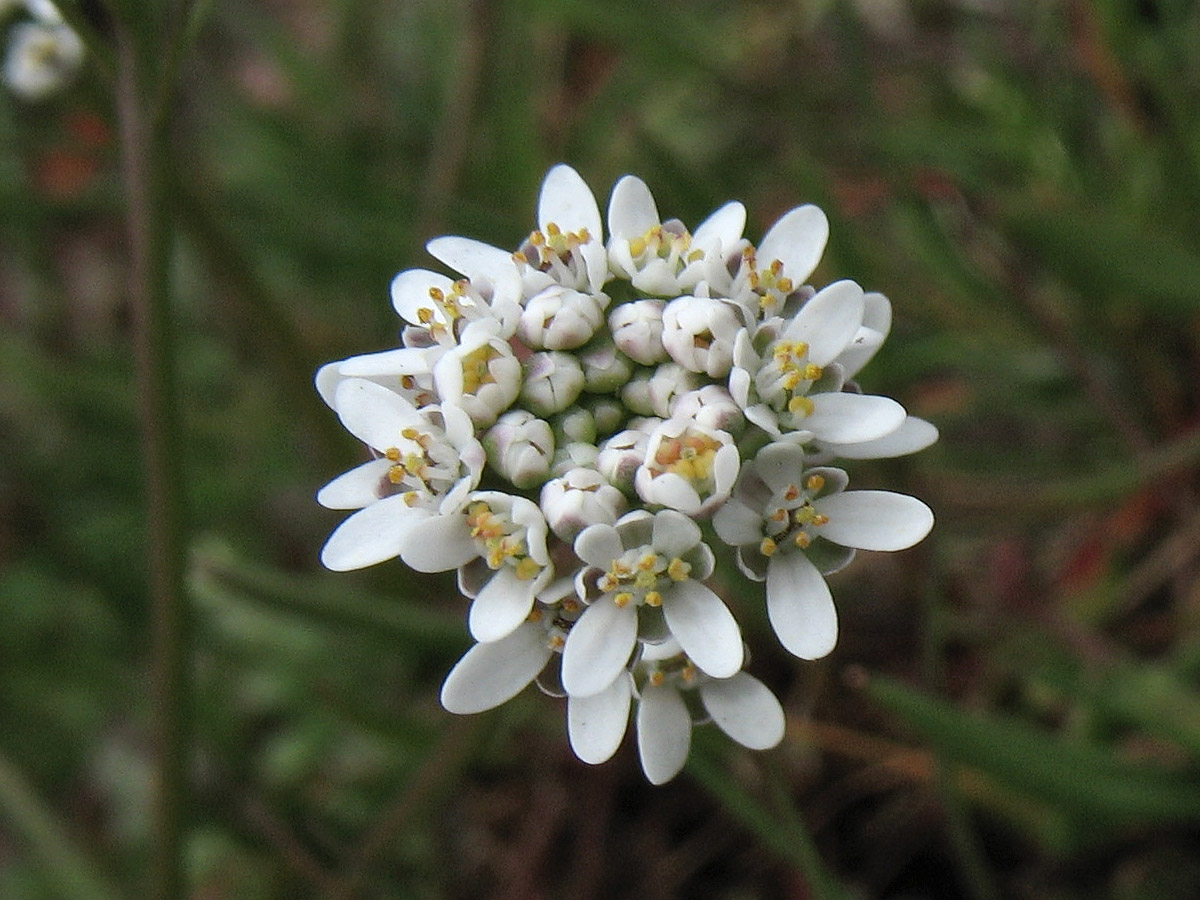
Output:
[[315, 164, 936, 781]]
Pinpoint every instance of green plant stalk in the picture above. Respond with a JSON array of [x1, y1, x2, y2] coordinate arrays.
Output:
[[116, 22, 190, 900]]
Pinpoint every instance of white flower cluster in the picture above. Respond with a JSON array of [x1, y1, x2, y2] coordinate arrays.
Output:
[[316, 165, 936, 783], [1, 0, 82, 102]]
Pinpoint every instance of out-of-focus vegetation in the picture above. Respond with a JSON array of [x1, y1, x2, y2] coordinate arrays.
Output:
[[3, 0, 1200, 898]]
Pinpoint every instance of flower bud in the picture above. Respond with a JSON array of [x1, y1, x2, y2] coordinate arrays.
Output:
[[609, 299, 668, 365], [646, 362, 702, 418], [554, 406, 597, 445], [596, 418, 660, 494], [551, 442, 601, 477], [483, 410, 556, 489], [519, 351, 586, 417], [661, 295, 743, 378], [540, 468, 628, 542], [671, 385, 745, 435], [578, 336, 635, 393], [587, 397, 625, 438], [518, 285, 609, 351]]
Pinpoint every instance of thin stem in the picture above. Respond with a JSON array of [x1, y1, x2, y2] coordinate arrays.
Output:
[[115, 20, 190, 900]]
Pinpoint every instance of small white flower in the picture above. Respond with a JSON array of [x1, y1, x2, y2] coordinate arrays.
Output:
[[482, 409, 555, 489], [540, 467, 627, 542], [400, 492, 553, 643], [433, 325, 522, 427], [518, 350, 585, 417], [635, 418, 740, 517], [609, 299, 668, 366], [713, 442, 933, 660], [514, 164, 609, 296], [727, 204, 829, 320], [3, 20, 83, 101], [562, 510, 742, 698], [660, 295, 745, 378], [577, 337, 634, 394], [317, 379, 484, 572], [729, 280, 906, 443], [621, 362, 702, 418]]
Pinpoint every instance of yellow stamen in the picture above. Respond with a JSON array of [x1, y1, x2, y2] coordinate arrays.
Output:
[[667, 558, 691, 582], [806, 474, 826, 492], [649, 670, 665, 687], [514, 557, 542, 581], [614, 591, 634, 608], [760, 537, 777, 557], [644, 590, 663, 607], [794, 531, 811, 549], [787, 395, 814, 416]]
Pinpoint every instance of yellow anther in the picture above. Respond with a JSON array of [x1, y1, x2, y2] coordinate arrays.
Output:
[[401, 426, 421, 441], [637, 552, 659, 572], [783, 484, 800, 502], [512, 251, 528, 264], [387, 465, 406, 484], [614, 591, 634, 608], [812, 513, 829, 527], [681, 664, 697, 683], [628, 236, 647, 257], [514, 557, 542, 581], [549, 634, 566, 650], [769, 259, 784, 276], [417, 307, 435, 324], [530, 230, 546, 246], [667, 558, 691, 582], [804, 363, 823, 380], [561, 598, 581, 614], [546, 222, 561, 237], [612, 560, 632, 577], [687, 248, 705, 262], [644, 590, 663, 607], [794, 531, 811, 549], [806, 474, 826, 492], [777, 277, 794, 293], [760, 537, 777, 557], [384, 446, 402, 461], [428, 287, 445, 301], [781, 371, 803, 391], [597, 573, 618, 593], [633, 570, 658, 589], [402, 491, 420, 507], [527, 608, 543, 622], [400, 375, 416, 389], [649, 670, 665, 687], [787, 395, 814, 416]]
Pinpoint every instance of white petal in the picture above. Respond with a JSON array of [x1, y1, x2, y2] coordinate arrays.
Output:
[[636, 470, 701, 515], [757, 204, 829, 286], [315, 362, 345, 409], [814, 490, 934, 551], [574, 523, 623, 569], [560, 598, 638, 698], [637, 683, 692, 785], [399, 512, 478, 572], [712, 499, 764, 547], [538, 164, 602, 239], [319, 496, 427, 572], [804, 392, 906, 445], [663, 581, 743, 678], [334, 378, 420, 450], [440, 623, 553, 714], [784, 280, 864, 366], [607, 175, 660, 239], [693, 201, 746, 250], [390, 268, 455, 322], [753, 441, 807, 495], [837, 291, 892, 378], [468, 566, 538, 642], [651, 509, 702, 559], [567, 674, 632, 764], [316, 458, 392, 509], [821, 416, 939, 459], [338, 347, 433, 378], [425, 235, 517, 284], [765, 550, 838, 660], [699, 672, 786, 750]]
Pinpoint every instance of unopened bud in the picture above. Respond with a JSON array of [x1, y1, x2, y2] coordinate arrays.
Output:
[[540, 468, 627, 541], [483, 409, 556, 489], [519, 351, 586, 417]]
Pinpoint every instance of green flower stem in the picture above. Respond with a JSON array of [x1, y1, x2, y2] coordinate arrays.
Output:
[[115, 20, 190, 900], [0, 750, 127, 900]]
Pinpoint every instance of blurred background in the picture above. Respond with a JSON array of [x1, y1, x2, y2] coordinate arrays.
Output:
[[3, 0, 1200, 898]]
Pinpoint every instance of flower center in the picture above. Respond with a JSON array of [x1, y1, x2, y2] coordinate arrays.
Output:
[[757, 339, 824, 421], [514, 222, 595, 289], [382, 425, 457, 503], [465, 501, 544, 580], [459, 343, 502, 393], [626, 223, 704, 271], [650, 430, 723, 488], [595, 546, 692, 608], [758, 473, 830, 556]]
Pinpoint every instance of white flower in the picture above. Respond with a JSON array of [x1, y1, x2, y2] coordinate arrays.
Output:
[[566, 638, 785, 784], [729, 280, 906, 444], [518, 350, 585, 417], [713, 442, 933, 660], [609, 299, 668, 366], [441, 617, 560, 714], [621, 362, 702, 419], [562, 510, 742, 697], [635, 418, 740, 516], [400, 492, 554, 643], [540, 467, 627, 542], [727, 204, 829, 320], [3, 20, 83, 101], [514, 163, 609, 296], [482, 409, 555, 489], [432, 324, 522, 427], [317, 379, 484, 572], [660, 295, 745, 378]]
